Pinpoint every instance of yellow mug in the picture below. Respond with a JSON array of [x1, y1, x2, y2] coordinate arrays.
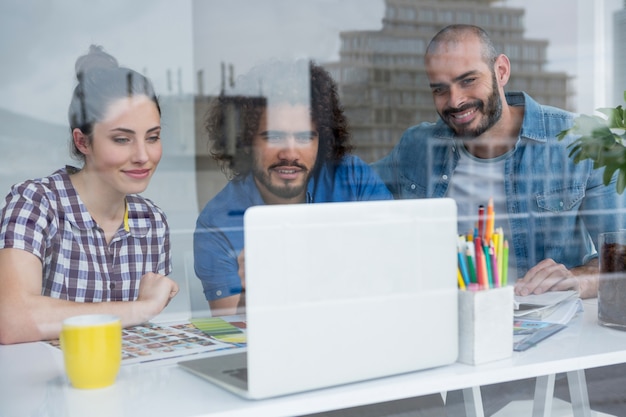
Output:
[[60, 314, 122, 389]]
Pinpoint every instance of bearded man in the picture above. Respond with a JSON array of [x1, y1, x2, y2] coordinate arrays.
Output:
[[194, 60, 391, 316], [372, 24, 626, 300]]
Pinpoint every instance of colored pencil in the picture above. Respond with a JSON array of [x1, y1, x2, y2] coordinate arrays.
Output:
[[477, 205, 485, 239], [466, 247, 477, 284], [458, 250, 470, 286], [502, 240, 509, 286], [496, 227, 504, 283], [457, 267, 467, 290], [474, 237, 488, 288], [490, 243, 500, 288], [483, 241, 493, 288], [485, 197, 494, 243]]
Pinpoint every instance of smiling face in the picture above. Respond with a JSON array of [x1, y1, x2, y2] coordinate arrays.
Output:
[[426, 34, 503, 139], [251, 103, 319, 205], [78, 95, 162, 197]]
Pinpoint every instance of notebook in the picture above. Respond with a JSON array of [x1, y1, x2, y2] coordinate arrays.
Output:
[[179, 198, 459, 399]]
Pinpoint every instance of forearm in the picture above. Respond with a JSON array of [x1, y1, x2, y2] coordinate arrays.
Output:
[[0, 295, 158, 345], [570, 258, 599, 299], [209, 295, 241, 317]]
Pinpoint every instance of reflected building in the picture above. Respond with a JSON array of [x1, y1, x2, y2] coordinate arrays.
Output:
[[324, 0, 574, 162], [614, 1, 626, 106]]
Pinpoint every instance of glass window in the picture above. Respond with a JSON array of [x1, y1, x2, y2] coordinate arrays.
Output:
[[3, 8, 626, 404]]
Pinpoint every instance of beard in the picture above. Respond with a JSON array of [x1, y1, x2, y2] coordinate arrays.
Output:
[[252, 160, 312, 200], [440, 75, 502, 139]]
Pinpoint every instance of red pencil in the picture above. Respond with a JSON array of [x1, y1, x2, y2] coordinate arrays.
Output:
[[477, 205, 485, 239], [474, 236, 488, 288]]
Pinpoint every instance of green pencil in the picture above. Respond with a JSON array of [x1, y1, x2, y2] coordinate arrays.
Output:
[[483, 244, 493, 288], [466, 248, 477, 284]]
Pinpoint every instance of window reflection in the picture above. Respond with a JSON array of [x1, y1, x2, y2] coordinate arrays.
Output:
[[0, 0, 625, 334], [2, 0, 626, 412]]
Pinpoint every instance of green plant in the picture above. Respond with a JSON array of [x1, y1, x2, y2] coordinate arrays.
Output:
[[558, 91, 626, 193]]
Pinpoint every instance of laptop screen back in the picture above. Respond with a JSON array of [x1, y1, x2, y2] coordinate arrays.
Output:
[[243, 198, 459, 399]]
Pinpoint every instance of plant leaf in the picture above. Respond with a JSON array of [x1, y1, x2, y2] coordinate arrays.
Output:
[[603, 163, 619, 186], [597, 106, 625, 128], [617, 169, 626, 194], [557, 97, 626, 194]]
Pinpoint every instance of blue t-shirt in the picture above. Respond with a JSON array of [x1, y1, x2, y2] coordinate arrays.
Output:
[[194, 155, 392, 301]]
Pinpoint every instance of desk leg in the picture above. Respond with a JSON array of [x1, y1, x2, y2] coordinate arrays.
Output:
[[567, 370, 591, 417], [462, 386, 485, 417], [532, 374, 555, 417]]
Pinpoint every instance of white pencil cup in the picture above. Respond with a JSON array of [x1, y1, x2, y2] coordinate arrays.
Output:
[[457, 286, 513, 365]]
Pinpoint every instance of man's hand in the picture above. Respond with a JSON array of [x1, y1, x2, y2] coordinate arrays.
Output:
[[514, 258, 598, 299], [237, 249, 246, 290]]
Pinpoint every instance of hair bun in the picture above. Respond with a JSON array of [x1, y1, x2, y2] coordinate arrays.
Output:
[[74, 45, 119, 78]]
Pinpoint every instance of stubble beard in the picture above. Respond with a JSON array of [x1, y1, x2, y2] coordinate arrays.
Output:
[[252, 161, 310, 200], [441, 75, 502, 139]]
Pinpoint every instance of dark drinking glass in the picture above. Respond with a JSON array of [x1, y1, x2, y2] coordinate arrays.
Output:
[[599, 231, 626, 330]]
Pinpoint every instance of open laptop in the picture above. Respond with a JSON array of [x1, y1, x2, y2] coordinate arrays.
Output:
[[179, 198, 459, 399]]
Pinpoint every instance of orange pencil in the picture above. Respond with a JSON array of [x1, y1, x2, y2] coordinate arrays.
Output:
[[485, 197, 495, 244]]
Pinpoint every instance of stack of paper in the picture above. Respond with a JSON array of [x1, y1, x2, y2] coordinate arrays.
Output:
[[512, 290, 582, 351], [514, 290, 582, 324]]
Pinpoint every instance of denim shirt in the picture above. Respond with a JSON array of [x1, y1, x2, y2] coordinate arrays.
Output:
[[372, 92, 626, 278], [194, 154, 392, 301]]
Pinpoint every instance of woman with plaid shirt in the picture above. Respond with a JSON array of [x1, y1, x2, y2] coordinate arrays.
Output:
[[0, 46, 178, 344]]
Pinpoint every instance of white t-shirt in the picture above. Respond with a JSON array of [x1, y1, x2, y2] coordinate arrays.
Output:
[[446, 142, 518, 282]]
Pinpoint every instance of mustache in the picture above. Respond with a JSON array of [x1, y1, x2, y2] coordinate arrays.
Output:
[[443, 99, 484, 117], [269, 160, 308, 171]]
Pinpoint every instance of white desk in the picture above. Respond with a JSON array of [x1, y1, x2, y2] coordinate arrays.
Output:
[[2, 299, 625, 417]]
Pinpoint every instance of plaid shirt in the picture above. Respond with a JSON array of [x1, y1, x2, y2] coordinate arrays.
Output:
[[0, 168, 172, 302]]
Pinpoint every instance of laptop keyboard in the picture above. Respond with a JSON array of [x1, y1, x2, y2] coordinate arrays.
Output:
[[223, 367, 248, 382]]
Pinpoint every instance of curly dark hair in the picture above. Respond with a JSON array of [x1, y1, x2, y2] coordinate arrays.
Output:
[[205, 59, 353, 178]]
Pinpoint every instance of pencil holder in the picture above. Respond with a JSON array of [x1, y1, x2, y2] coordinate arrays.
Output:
[[457, 286, 513, 365]]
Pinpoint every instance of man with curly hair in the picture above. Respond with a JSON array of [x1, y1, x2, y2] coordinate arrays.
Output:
[[193, 60, 392, 316]]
